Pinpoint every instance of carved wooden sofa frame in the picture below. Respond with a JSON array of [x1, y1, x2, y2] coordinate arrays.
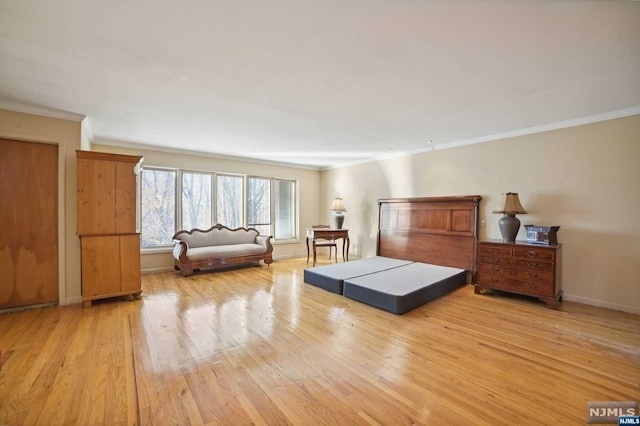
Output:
[[172, 224, 273, 277]]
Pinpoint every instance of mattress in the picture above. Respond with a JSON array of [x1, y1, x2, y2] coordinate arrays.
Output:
[[303, 256, 414, 294], [343, 262, 466, 315]]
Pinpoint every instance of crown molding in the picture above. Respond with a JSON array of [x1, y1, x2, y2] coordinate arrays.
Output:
[[81, 117, 94, 142], [0, 100, 86, 122], [433, 106, 640, 153], [323, 106, 640, 171], [95, 138, 323, 171]]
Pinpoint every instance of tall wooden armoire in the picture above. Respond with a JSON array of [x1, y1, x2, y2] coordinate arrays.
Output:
[[76, 150, 143, 307]]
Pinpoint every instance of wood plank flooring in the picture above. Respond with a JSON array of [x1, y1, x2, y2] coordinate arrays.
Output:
[[1, 257, 639, 425]]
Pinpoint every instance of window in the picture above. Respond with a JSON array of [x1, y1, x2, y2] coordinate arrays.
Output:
[[182, 171, 212, 230], [247, 177, 271, 236], [274, 179, 295, 239], [141, 168, 176, 248], [140, 168, 297, 249], [216, 174, 243, 229]]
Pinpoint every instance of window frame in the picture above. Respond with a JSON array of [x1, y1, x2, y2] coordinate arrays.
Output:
[[180, 169, 215, 231], [139, 167, 298, 252], [139, 166, 178, 250]]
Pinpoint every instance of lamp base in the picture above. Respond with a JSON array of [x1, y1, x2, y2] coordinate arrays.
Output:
[[333, 213, 345, 229], [498, 214, 521, 242]]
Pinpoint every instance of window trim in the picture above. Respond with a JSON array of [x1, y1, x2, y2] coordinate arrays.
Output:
[[139, 166, 298, 252], [139, 166, 178, 249]]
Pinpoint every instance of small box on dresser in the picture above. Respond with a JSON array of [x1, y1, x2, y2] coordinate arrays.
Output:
[[474, 239, 562, 309]]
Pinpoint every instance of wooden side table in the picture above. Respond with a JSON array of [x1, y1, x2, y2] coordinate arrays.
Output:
[[306, 228, 349, 267], [474, 239, 562, 309]]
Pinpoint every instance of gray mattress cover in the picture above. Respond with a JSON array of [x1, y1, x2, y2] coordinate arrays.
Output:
[[303, 256, 414, 294], [344, 262, 465, 296], [307, 256, 413, 279], [343, 262, 466, 314]]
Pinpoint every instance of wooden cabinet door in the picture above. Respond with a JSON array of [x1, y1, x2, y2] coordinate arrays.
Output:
[[120, 234, 141, 292], [81, 236, 121, 297], [77, 158, 116, 235], [115, 161, 137, 233], [77, 151, 142, 235]]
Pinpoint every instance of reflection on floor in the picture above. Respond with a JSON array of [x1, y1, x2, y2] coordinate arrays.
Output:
[[0, 258, 639, 425]]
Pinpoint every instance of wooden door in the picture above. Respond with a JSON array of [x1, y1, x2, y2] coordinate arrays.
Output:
[[0, 139, 58, 308]]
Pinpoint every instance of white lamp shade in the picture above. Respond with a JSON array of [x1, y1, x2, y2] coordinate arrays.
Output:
[[329, 198, 347, 212]]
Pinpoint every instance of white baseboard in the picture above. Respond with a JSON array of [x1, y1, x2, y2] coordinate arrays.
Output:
[[142, 266, 177, 274], [562, 294, 640, 315], [62, 296, 83, 306], [273, 253, 304, 261]]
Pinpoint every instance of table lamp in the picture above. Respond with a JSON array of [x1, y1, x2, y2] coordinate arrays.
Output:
[[329, 198, 347, 229], [492, 192, 527, 242]]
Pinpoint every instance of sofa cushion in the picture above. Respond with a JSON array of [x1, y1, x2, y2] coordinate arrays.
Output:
[[185, 243, 266, 261], [176, 227, 258, 248]]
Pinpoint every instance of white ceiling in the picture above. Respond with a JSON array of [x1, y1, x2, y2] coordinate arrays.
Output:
[[1, 1, 639, 169]]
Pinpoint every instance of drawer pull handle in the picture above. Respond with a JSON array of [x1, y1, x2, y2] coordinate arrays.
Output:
[[527, 283, 537, 288], [527, 272, 538, 277], [527, 251, 538, 258], [491, 258, 500, 263], [527, 262, 538, 267], [491, 267, 500, 272], [491, 277, 500, 282]]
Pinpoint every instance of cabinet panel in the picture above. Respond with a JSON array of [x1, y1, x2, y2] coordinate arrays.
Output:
[[81, 236, 121, 297], [77, 150, 141, 235], [115, 161, 138, 234], [120, 234, 141, 292], [77, 158, 116, 235], [81, 234, 141, 304]]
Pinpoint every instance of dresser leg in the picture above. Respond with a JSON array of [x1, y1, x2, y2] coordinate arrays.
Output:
[[541, 292, 563, 309], [474, 285, 484, 295]]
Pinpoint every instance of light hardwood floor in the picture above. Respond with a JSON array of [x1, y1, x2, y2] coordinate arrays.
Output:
[[1, 257, 639, 425]]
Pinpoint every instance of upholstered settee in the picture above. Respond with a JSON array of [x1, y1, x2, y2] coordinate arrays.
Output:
[[172, 224, 273, 277]]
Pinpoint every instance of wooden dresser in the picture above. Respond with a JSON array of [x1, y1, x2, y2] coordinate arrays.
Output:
[[77, 150, 143, 307], [474, 239, 562, 309]]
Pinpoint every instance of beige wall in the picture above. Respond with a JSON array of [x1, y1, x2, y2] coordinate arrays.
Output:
[[92, 141, 322, 272], [0, 109, 83, 305], [3, 107, 638, 313], [320, 114, 640, 314]]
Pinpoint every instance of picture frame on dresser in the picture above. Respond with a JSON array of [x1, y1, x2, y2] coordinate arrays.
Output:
[[474, 239, 562, 309]]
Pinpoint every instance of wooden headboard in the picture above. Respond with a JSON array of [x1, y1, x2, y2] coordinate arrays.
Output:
[[377, 196, 481, 272]]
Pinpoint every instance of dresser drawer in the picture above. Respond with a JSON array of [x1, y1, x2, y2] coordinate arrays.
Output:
[[478, 245, 512, 257], [513, 259, 554, 272], [477, 263, 553, 283], [477, 274, 555, 297], [478, 255, 554, 271], [513, 248, 554, 261], [478, 255, 516, 266]]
